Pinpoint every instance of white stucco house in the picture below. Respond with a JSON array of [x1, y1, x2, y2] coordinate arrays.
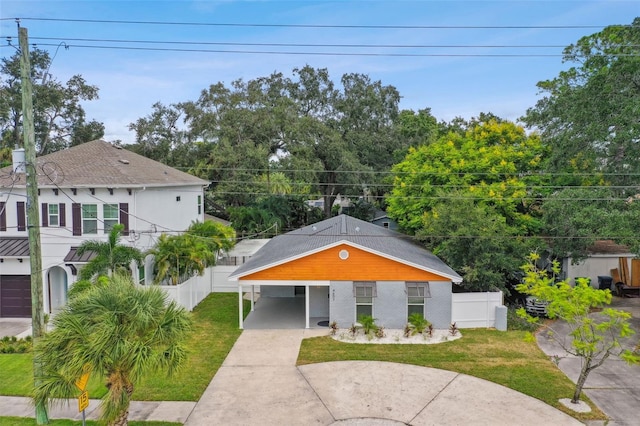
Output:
[[0, 140, 209, 318]]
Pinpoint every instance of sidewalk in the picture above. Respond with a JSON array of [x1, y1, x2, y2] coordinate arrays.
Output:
[[0, 396, 195, 423]]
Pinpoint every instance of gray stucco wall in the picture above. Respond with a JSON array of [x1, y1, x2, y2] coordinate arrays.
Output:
[[426, 281, 453, 329], [329, 280, 453, 329], [330, 282, 355, 327]]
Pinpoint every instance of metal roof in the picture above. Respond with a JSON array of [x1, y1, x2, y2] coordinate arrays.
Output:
[[63, 247, 97, 263], [0, 237, 29, 257], [229, 215, 462, 282]]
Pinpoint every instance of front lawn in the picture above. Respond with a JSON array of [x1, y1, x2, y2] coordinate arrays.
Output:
[[298, 329, 607, 422], [0, 293, 249, 402]]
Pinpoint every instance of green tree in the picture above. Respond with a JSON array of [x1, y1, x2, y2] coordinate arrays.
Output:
[[387, 119, 545, 234], [76, 224, 143, 281], [387, 119, 546, 292], [0, 48, 102, 154], [149, 221, 236, 285], [523, 18, 640, 187], [132, 66, 402, 219], [516, 253, 639, 404], [187, 220, 236, 255], [34, 274, 191, 426], [541, 187, 640, 260], [420, 196, 541, 293], [396, 108, 439, 147], [127, 102, 187, 163]]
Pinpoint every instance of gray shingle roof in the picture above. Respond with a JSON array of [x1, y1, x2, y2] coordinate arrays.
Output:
[[0, 140, 209, 189], [230, 215, 462, 282]]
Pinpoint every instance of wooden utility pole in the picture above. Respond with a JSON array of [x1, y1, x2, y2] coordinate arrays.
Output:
[[19, 25, 49, 425]]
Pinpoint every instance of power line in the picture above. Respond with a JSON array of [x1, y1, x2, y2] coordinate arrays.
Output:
[[26, 42, 569, 58], [27, 36, 580, 49], [12, 17, 622, 30]]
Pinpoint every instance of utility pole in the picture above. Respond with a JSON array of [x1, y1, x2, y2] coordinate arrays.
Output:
[[19, 25, 49, 425]]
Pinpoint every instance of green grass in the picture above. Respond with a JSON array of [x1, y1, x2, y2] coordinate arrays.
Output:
[[298, 329, 607, 423], [0, 418, 179, 426], [0, 293, 249, 402], [133, 293, 249, 400]]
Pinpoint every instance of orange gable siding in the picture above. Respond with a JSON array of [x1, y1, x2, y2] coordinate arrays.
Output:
[[240, 244, 448, 281]]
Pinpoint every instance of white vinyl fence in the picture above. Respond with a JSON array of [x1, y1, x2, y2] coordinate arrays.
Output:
[[158, 268, 214, 311], [452, 291, 504, 329]]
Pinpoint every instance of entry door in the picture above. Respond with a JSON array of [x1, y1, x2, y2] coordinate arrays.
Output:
[[0, 275, 32, 318]]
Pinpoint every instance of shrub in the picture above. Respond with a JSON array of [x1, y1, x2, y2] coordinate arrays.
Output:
[[0, 336, 33, 354], [408, 313, 431, 335], [507, 305, 539, 332], [357, 315, 379, 335]]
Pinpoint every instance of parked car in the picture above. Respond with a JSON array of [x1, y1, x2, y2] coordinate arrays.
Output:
[[525, 296, 549, 317]]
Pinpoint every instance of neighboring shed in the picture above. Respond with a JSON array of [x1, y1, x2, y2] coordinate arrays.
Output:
[[229, 215, 462, 329], [562, 240, 636, 288]]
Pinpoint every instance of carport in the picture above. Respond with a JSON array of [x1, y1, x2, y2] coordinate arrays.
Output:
[[238, 282, 329, 329]]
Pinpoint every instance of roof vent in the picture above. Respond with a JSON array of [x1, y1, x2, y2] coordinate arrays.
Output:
[[119, 159, 130, 164], [355, 226, 360, 232]]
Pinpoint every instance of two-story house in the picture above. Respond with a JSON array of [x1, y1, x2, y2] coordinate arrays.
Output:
[[0, 140, 209, 318]]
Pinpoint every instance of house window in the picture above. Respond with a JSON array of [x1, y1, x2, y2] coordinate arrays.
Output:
[[354, 282, 376, 320], [197, 195, 202, 215], [407, 282, 431, 318], [82, 204, 98, 234], [103, 204, 119, 233], [48, 204, 59, 227]]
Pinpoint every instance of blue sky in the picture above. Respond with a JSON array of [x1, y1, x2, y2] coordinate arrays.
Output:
[[1, 1, 638, 143]]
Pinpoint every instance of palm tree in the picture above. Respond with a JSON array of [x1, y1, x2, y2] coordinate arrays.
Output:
[[76, 223, 143, 281], [149, 221, 235, 285], [33, 274, 192, 426]]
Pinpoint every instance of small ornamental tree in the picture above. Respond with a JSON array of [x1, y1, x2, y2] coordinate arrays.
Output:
[[516, 253, 639, 404]]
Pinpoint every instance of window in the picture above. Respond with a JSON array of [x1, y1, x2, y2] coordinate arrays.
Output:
[[103, 204, 119, 233], [354, 282, 376, 320], [82, 204, 98, 234], [407, 282, 431, 318], [197, 195, 202, 215], [48, 204, 59, 227]]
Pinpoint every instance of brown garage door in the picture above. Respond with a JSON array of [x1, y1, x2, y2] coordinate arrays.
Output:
[[0, 276, 32, 318]]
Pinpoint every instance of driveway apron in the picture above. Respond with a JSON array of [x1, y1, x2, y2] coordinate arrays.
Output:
[[184, 329, 332, 425], [185, 329, 581, 426]]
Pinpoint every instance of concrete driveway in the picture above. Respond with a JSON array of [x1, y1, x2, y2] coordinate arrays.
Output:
[[536, 296, 640, 426], [185, 329, 581, 426]]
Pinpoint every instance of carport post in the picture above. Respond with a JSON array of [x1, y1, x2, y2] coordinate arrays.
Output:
[[238, 285, 243, 329], [305, 284, 310, 329], [250, 285, 255, 311]]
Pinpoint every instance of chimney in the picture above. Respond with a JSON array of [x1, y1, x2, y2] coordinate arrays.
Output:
[[12, 148, 25, 174]]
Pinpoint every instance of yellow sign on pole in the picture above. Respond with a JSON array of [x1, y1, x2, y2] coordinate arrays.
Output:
[[75, 365, 91, 391], [75, 371, 90, 391], [78, 390, 89, 412]]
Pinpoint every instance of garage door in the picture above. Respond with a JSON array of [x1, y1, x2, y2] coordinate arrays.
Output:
[[0, 276, 32, 318]]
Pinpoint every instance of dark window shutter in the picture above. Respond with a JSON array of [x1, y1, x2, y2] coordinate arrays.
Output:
[[42, 203, 48, 227], [59, 203, 66, 227], [119, 203, 129, 235], [0, 202, 6, 231], [17, 201, 26, 231], [72, 203, 81, 236]]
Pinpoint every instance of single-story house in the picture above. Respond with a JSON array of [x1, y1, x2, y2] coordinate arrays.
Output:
[[229, 214, 463, 329]]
